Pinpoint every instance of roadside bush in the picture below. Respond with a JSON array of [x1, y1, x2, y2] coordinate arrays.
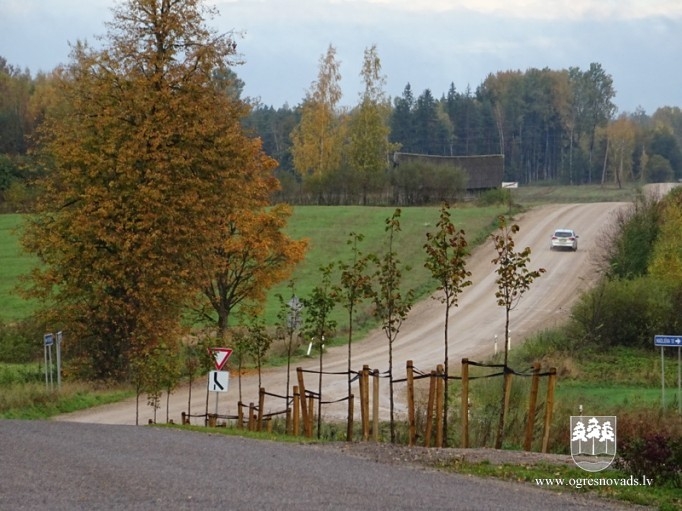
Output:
[[616, 433, 682, 488], [596, 194, 661, 280], [389, 161, 467, 205], [0, 364, 43, 385], [613, 408, 682, 488], [0, 319, 43, 363], [476, 188, 509, 207], [569, 277, 681, 349]]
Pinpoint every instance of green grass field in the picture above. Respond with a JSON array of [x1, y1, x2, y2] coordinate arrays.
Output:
[[0, 204, 509, 324], [261, 204, 506, 329], [0, 214, 37, 321]]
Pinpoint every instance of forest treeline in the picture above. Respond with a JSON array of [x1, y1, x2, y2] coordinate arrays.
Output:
[[2, 54, 682, 209]]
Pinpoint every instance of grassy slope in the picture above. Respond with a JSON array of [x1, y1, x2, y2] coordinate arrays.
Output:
[[0, 205, 508, 324], [0, 214, 36, 321], [261, 204, 506, 329]]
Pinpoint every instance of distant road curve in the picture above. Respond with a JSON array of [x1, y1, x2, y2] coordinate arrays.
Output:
[[56, 184, 680, 425]]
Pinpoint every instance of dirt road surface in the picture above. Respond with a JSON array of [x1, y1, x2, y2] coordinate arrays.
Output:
[[54, 199, 640, 427]]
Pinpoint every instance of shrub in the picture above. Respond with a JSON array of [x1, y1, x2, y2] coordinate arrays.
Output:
[[477, 188, 509, 206], [616, 433, 682, 488], [595, 194, 661, 280], [0, 319, 43, 363], [613, 408, 682, 488], [389, 161, 467, 205], [568, 277, 682, 349]]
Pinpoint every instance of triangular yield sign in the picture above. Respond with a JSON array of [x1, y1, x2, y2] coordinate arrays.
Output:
[[209, 347, 232, 370]]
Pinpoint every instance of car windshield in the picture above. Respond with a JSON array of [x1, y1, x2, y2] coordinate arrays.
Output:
[[554, 231, 572, 237]]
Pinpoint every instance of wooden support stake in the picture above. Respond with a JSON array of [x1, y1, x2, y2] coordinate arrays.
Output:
[[436, 364, 444, 448], [237, 401, 244, 429], [503, 371, 513, 419], [524, 363, 540, 451], [372, 369, 379, 442], [361, 365, 370, 441], [248, 402, 255, 431], [293, 385, 300, 436], [424, 370, 436, 447], [406, 360, 416, 446], [297, 367, 308, 435], [307, 395, 315, 438], [258, 387, 265, 432], [542, 368, 557, 453], [461, 359, 469, 448], [347, 394, 354, 442]]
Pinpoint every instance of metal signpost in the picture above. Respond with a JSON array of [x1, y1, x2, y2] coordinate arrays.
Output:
[[207, 348, 232, 419], [55, 331, 63, 388], [654, 335, 682, 413], [43, 333, 54, 390]]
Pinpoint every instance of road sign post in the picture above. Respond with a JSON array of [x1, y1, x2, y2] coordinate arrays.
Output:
[[207, 370, 230, 421], [56, 331, 63, 388], [43, 333, 54, 391], [205, 348, 232, 426], [654, 335, 682, 413]]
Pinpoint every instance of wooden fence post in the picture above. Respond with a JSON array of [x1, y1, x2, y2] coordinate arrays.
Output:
[[258, 387, 265, 432], [372, 369, 379, 442], [436, 364, 444, 448], [347, 394, 354, 442], [524, 363, 541, 451], [424, 370, 436, 447], [237, 401, 244, 429], [307, 394, 315, 438], [461, 359, 469, 448], [361, 365, 370, 441], [406, 360, 415, 446], [248, 402, 255, 431], [293, 385, 300, 437], [503, 371, 513, 420], [542, 368, 557, 453], [297, 367, 308, 436]]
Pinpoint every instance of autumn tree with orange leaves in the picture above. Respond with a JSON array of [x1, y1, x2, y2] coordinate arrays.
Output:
[[195, 204, 307, 340], [21, 0, 303, 380]]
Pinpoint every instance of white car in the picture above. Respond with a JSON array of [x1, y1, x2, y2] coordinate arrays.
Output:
[[550, 229, 579, 251]]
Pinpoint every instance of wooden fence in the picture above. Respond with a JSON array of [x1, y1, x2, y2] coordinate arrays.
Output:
[[180, 358, 557, 452]]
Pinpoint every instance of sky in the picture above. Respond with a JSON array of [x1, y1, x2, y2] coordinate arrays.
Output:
[[1, 0, 681, 115]]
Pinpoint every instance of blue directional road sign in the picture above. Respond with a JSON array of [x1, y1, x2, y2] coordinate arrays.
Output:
[[654, 335, 682, 347]]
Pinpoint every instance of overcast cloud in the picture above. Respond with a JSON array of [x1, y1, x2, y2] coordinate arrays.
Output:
[[1, 0, 680, 114]]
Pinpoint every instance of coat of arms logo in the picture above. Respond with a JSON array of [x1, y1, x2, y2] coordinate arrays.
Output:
[[570, 416, 617, 472]]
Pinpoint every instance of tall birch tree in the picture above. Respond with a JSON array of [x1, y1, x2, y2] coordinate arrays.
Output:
[[347, 45, 394, 204], [290, 45, 345, 203]]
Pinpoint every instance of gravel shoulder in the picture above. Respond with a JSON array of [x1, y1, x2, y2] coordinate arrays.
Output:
[[316, 441, 575, 469]]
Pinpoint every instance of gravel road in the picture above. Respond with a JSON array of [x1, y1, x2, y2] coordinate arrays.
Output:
[[0, 420, 650, 511]]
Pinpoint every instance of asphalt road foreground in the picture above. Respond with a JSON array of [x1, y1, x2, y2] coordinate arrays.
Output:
[[0, 420, 651, 511]]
